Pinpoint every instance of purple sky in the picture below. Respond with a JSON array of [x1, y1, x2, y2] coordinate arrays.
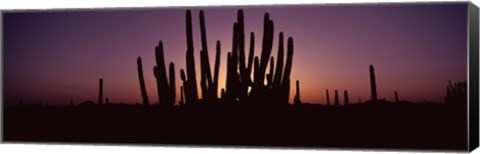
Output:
[[3, 3, 468, 106]]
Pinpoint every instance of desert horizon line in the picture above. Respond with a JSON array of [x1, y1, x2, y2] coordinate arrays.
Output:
[[3, 4, 468, 106]]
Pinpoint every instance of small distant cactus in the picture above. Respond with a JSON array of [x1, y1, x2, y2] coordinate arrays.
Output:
[[369, 65, 377, 103], [394, 91, 399, 103], [344, 90, 349, 106], [98, 78, 103, 105], [334, 90, 339, 106], [294, 80, 301, 106], [326, 89, 330, 106]]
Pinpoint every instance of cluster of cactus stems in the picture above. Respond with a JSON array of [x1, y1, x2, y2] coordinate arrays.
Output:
[[98, 12, 393, 107], [325, 89, 351, 106], [133, 9, 299, 107], [177, 9, 296, 106], [153, 41, 176, 106]]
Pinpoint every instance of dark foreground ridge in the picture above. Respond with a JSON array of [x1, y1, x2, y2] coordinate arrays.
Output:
[[4, 102, 467, 150]]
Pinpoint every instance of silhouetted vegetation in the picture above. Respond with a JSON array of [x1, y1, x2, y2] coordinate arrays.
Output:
[[153, 41, 176, 107], [370, 65, 377, 103], [2, 9, 468, 151], [344, 90, 349, 106], [137, 57, 150, 105], [334, 90, 339, 106], [182, 10, 199, 105], [326, 89, 330, 106], [98, 78, 103, 105], [294, 80, 301, 106], [395, 91, 399, 103], [445, 80, 467, 105]]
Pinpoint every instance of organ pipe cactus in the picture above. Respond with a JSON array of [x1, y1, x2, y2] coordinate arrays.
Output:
[[137, 57, 150, 105], [153, 41, 176, 107], [184, 10, 199, 104]]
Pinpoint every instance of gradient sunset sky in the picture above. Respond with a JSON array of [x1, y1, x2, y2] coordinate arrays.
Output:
[[3, 3, 468, 106]]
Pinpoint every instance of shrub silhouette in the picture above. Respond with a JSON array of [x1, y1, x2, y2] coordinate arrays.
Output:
[[444, 80, 467, 105]]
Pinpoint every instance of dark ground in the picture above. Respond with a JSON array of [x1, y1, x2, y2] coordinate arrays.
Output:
[[3, 102, 467, 151]]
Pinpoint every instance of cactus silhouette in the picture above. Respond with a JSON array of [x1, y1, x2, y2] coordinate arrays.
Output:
[[251, 13, 274, 100], [179, 86, 185, 105], [199, 10, 215, 103], [281, 37, 294, 104], [153, 41, 168, 105], [326, 89, 330, 106], [344, 90, 349, 106], [180, 69, 192, 104], [246, 32, 255, 84], [225, 51, 238, 103], [334, 90, 339, 106], [236, 10, 251, 102], [294, 80, 301, 106], [153, 41, 176, 107], [369, 65, 377, 103], [395, 91, 399, 103], [98, 78, 103, 105], [137, 57, 150, 105], [266, 56, 275, 88], [258, 13, 274, 83], [151, 9, 299, 106], [213, 41, 221, 100], [168, 62, 176, 106], [184, 10, 199, 104], [272, 32, 284, 90]]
